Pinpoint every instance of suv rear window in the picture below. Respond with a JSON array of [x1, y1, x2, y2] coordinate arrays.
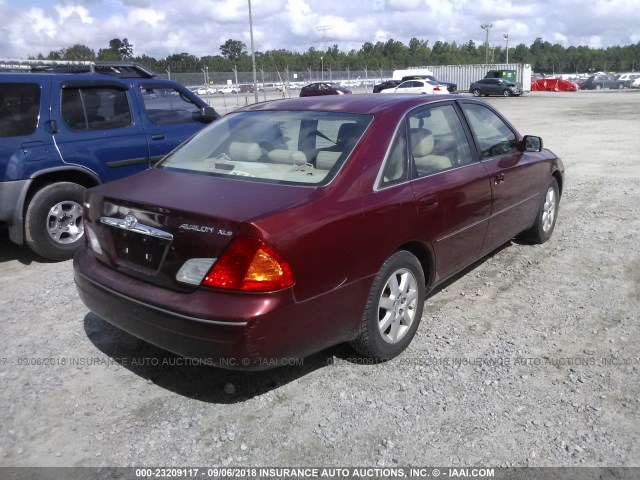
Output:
[[0, 83, 40, 137], [61, 87, 132, 131]]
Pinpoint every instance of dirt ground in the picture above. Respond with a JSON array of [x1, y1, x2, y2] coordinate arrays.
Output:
[[0, 90, 639, 470]]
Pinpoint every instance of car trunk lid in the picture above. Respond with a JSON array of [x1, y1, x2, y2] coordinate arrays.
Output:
[[86, 168, 316, 292]]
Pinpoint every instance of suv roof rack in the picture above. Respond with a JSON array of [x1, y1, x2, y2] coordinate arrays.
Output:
[[0, 59, 156, 78]]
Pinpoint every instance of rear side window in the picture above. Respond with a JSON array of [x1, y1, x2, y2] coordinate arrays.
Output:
[[61, 87, 132, 131], [139, 86, 200, 125], [380, 124, 409, 187], [0, 83, 40, 137], [409, 104, 475, 177]]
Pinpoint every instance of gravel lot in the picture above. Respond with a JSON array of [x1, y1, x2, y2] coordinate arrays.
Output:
[[1, 90, 639, 470]]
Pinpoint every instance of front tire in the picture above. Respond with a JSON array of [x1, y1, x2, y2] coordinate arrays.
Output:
[[503, 89, 512, 97], [350, 251, 426, 360], [25, 182, 86, 261], [520, 178, 559, 244]]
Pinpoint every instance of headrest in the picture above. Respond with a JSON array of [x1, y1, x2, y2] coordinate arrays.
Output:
[[228, 142, 262, 162], [268, 149, 307, 165], [337, 123, 360, 145], [315, 151, 341, 170], [411, 129, 435, 157], [84, 92, 101, 110]]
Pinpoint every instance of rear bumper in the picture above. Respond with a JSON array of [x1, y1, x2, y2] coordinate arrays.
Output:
[[74, 249, 367, 369]]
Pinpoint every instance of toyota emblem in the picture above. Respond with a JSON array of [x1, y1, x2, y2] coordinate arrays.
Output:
[[123, 214, 137, 230]]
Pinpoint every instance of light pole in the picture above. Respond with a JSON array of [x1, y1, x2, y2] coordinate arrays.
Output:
[[503, 33, 509, 64], [321, 56, 324, 81], [248, 0, 258, 102], [481, 23, 493, 64]]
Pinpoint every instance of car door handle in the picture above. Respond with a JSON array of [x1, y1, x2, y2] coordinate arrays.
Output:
[[495, 173, 505, 185], [151, 134, 165, 141], [419, 195, 439, 210]]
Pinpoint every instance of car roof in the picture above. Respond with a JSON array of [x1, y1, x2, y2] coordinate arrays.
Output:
[[237, 94, 466, 115]]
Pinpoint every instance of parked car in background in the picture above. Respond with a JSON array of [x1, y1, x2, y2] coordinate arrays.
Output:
[[381, 79, 449, 95], [239, 84, 255, 93], [217, 86, 238, 94], [196, 86, 215, 95], [531, 78, 578, 92], [373, 79, 402, 93], [470, 78, 522, 97], [299, 82, 352, 97], [74, 94, 563, 369], [401, 75, 457, 93], [0, 60, 218, 260], [616, 73, 640, 88], [581, 75, 624, 90], [571, 77, 588, 89]]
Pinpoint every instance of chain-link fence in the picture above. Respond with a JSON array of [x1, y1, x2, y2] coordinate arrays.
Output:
[[158, 70, 396, 88]]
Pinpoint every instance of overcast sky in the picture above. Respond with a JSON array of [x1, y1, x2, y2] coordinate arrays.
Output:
[[1, 0, 639, 60]]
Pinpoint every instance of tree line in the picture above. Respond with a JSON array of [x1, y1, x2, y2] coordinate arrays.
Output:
[[32, 37, 640, 74]]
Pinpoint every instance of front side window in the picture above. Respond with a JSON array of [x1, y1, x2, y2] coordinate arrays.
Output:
[[0, 83, 40, 136], [61, 87, 131, 131], [461, 103, 518, 158], [409, 104, 475, 177], [159, 110, 371, 186], [140, 86, 200, 125]]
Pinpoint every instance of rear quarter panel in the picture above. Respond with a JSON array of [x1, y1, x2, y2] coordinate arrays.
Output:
[[246, 106, 423, 303]]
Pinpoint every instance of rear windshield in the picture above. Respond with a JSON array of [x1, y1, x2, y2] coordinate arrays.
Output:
[[158, 110, 371, 186]]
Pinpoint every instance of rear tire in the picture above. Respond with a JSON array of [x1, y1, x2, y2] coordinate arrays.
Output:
[[350, 251, 426, 360], [25, 182, 86, 261], [520, 178, 559, 244], [472, 89, 481, 97]]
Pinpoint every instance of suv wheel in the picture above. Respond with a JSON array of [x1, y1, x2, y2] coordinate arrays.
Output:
[[25, 182, 86, 261]]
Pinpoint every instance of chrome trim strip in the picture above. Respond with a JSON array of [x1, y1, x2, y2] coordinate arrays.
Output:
[[436, 216, 489, 242], [491, 192, 539, 217], [100, 216, 173, 240], [77, 272, 248, 327], [107, 157, 149, 168], [436, 192, 538, 243]]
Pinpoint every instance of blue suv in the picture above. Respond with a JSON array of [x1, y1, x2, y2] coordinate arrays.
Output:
[[0, 61, 218, 260]]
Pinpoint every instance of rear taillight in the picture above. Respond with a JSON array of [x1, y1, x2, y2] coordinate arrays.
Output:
[[201, 236, 294, 292]]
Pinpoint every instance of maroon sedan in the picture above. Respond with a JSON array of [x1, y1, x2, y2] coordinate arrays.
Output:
[[299, 82, 352, 97], [74, 95, 564, 369]]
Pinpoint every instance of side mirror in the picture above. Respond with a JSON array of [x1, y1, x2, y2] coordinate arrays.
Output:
[[199, 106, 218, 123], [522, 135, 543, 152]]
